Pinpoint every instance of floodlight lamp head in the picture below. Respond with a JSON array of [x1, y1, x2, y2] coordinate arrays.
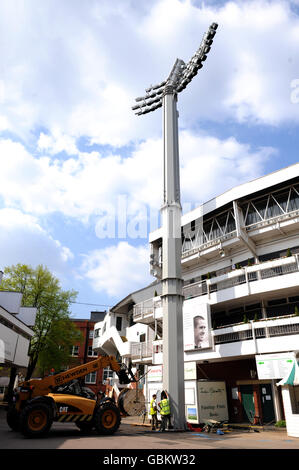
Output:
[[132, 22, 218, 115]]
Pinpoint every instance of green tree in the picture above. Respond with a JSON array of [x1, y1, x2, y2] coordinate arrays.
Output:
[[0, 264, 83, 379]]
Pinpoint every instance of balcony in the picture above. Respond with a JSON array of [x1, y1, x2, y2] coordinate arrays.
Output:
[[213, 315, 299, 345], [130, 341, 153, 363], [181, 186, 299, 262], [133, 297, 162, 323], [183, 255, 299, 304], [130, 315, 299, 364], [207, 315, 299, 360]]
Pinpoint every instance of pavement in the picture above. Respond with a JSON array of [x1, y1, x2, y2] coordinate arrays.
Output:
[[121, 411, 286, 433], [2, 400, 299, 456], [0, 400, 286, 433]]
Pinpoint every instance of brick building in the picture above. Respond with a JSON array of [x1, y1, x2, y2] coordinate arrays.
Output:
[[69, 311, 107, 396]]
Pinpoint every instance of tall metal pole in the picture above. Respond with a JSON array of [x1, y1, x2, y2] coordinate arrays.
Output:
[[161, 87, 186, 429], [132, 22, 218, 431]]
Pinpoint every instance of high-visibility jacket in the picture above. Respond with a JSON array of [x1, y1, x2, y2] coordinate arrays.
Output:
[[150, 398, 157, 415], [159, 398, 170, 415]]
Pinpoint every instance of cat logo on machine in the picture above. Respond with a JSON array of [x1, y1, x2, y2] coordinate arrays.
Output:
[[59, 406, 69, 413]]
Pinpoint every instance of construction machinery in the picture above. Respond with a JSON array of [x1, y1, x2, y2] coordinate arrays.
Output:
[[6, 355, 137, 438]]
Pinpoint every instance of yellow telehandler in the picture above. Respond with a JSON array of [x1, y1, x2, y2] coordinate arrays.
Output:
[[6, 355, 136, 438]]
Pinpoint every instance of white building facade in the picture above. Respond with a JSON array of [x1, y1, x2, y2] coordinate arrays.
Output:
[[94, 164, 299, 436], [0, 274, 36, 398]]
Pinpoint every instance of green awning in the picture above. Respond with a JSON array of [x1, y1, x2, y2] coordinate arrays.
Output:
[[277, 361, 299, 386]]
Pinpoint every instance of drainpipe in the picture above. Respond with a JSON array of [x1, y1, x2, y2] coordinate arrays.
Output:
[[250, 320, 258, 354], [272, 380, 283, 422]]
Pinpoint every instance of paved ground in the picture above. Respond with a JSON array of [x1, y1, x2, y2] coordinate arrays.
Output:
[[0, 407, 297, 453]]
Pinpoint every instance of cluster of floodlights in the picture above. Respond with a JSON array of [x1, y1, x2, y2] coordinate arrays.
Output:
[[132, 22, 218, 116]]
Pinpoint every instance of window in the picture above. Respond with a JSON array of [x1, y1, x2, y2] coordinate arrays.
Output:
[[88, 346, 97, 357], [70, 345, 79, 356], [268, 298, 287, 306], [103, 367, 114, 381], [89, 330, 94, 339], [139, 333, 146, 343], [116, 316, 122, 331], [94, 328, 100, 338], [85, 372, 97, 384]]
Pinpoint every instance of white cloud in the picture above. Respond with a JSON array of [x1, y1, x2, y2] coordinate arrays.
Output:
[[179, 131, 276, 205], [0, 0, 298, 146], [81, 241, 152, 298], [0, 208, 73, 274], [0, 131, 276, 230], [37, 130, 78, 156]]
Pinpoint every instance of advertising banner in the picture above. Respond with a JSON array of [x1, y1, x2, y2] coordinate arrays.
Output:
[[183, 297, 212, 351]]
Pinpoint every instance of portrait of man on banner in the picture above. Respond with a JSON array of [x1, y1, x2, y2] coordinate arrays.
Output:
[[183, 298, 212, 351], [193, 315, 208, 349]]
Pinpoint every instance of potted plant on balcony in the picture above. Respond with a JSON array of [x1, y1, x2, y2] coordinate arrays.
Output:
[[286, 248, 292, 257]]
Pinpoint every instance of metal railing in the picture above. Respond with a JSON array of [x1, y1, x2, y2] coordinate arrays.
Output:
[[183, 280, 208, 298], [133, 298, 162, 320], [130, 341, 153, 360], [182, 207, 299, 258], [214, 317, 299, 345], [183, 256, 299, 300]]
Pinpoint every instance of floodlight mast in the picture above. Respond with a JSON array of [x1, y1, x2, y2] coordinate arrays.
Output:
[[132, 23, 218, 431]]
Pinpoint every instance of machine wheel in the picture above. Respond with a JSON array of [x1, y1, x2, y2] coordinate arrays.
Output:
[[6, 405, 20, 431], [20, 402, 53, 438], [94, 403, 121, 435]]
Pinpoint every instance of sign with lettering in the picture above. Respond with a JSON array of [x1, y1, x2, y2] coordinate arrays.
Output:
[[147, 365, 163, 382], [184, 361, 197, 380], [197, 381, 228, 421], [255, 353, 295, 380]]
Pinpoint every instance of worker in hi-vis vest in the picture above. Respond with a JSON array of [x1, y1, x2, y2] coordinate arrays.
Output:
[[158, 390, 171, 432], [150, 394, 158, 430]]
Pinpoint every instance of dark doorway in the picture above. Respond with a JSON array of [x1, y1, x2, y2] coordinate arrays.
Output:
[[240, 385, 255, 422], [259, 384, 275, 424]]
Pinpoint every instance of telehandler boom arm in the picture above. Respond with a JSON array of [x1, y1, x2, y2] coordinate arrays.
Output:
[[19, 355, 135, 399]]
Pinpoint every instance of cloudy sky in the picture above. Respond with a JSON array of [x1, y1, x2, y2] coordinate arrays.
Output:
[[0, 0, 299, 318]]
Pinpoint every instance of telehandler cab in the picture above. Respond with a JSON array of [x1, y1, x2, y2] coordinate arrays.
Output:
[[7, 355, 136, 438]]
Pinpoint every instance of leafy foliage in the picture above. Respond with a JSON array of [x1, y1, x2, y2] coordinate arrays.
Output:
[[0, 264, 83, 379]]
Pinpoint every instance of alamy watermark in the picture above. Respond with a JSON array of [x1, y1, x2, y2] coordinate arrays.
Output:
[[94, 195, 202, 240]]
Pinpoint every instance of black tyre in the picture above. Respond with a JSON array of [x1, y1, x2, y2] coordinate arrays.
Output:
[[94, 403, 121, 435], [6, 405, 20, 431], [20, 402, 53, 438]]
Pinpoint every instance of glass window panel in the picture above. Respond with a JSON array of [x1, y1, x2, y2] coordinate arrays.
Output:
[[246, 203, 262, 225], [266, 196, 283, 218], [288, 189, 299, 212]]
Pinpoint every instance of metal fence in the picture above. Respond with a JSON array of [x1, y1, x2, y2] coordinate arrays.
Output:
[[183, 259, 299, 300], [214, 319, 299, 345]]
